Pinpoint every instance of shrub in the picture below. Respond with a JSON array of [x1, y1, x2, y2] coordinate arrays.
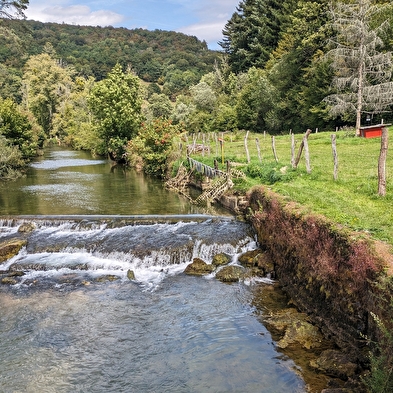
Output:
[[126, 118, 180, 178]]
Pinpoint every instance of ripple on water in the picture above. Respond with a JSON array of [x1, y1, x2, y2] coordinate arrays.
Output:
[[0, 277, 306, 393]]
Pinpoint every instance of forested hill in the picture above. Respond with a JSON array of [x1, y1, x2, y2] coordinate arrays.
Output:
[[1, 18, 219, 84]]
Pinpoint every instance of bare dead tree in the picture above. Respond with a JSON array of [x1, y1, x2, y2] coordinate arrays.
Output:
[[324, 0, 393, 136]]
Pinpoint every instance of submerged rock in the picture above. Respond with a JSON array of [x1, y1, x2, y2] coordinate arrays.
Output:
[[215, 265, 244, 282], [212, 253, 232, 267], [0, 239, 26, 262], [184, 258, 215, 276]]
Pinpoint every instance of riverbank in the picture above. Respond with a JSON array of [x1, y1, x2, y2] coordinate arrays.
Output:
[[239, 185, 393, 392]]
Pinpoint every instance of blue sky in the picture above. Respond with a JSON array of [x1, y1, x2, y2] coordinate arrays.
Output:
[[25, 0, 240, 50]]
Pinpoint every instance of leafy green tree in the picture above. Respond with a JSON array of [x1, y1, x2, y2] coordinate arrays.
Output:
[[213, 103, 238, 132], [53, 76, 99, 151], [0, 97, 39, 159], [146, 93, 173, 120], [0, 0, 29, 19], [189, 81, 216, 111], [0, 136, 25, 179], [235, 67, 277, 132], [88, 63, 143, 160], [22, 52, 75, 137], [265, 0, 331, 133], [126, 118, 180, 178]]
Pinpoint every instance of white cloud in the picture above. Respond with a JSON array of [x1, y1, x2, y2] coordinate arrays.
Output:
[[180, 21, 227, 46], [26, 4, 124, 26]]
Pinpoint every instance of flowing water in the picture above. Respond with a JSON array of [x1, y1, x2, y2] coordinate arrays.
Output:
[[0, 149, 308, 392]]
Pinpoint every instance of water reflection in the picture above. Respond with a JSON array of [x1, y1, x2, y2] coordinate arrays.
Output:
[[0, 148, 228, 216]]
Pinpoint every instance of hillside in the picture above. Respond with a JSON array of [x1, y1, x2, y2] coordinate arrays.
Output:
[[0, 18, 220, 88]]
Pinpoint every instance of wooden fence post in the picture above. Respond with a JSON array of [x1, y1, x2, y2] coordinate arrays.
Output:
[[378, 126, 389, 196], [244, 131, 250, 164], [303, 136, 311, 174], [331, 134, 338, 181], [293, 129, 312, 168], [256, 138, 262, 163], [291, 133, 295, 168], [271, 136, 279, 163]]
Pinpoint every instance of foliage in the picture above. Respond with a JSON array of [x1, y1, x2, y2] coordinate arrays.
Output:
[[88, 64, 143, 160], [245, 162, 297, 184], [0, 136, 25, 179], [363, 310, 393, 393], [145, 93, 173, 120], [220, 0, 297, 73], [53, 76, 99, 152], [0, 18, 218, 93], [22, 52, 75, 136], [0, 97, 40, 159], [126, 118, 181, 178]]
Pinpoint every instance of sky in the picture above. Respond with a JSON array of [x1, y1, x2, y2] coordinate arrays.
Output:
[[24, 0, 240, 50]]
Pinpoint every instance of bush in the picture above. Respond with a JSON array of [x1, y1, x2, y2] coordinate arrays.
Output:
[[126, 118, 180, 178], [0, 136, 25, 180]]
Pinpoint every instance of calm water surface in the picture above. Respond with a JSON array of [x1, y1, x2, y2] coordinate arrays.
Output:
[[0, 148, 224, 216], [0, 149, 308, 392]]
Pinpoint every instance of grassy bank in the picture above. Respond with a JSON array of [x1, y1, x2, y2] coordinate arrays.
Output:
[[184, 128, 393, 246]]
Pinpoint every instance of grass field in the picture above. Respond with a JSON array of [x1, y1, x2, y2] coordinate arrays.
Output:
[[185, 128, 393, 246]]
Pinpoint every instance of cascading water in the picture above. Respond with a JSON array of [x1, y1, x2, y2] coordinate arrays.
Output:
[[1, 216, 257, 290], [0, 216, 307, 393]]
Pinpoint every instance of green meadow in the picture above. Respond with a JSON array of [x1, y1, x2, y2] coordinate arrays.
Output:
[[185, 128, 393, 246]]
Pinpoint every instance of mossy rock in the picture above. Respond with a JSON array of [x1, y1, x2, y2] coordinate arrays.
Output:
[[212, 253, 232, 267], [127, 269, 135, 280], [310, 349, 358, 380], [184, 258, 215, 276], [1, 277, 18, 285], [215, 265, 244, 282], [0, 239, 26, 262], [278, 319, 324, 350], [238, 249, 262, 267]]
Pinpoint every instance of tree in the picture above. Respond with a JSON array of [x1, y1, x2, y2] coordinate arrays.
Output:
[[88, 63, 143, 160], [52, 76, 98, 152], [324, 0, 393, 135], [146, 93, 173, 120], [0, 0, 29, 19], [0, 97, 39, 159], [220, 0, 296, 73], [22, 52, 75, 137]]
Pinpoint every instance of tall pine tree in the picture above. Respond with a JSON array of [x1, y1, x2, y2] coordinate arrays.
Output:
[[220, 0, 296, 73]]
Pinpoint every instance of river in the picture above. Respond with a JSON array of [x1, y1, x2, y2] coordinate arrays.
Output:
[[0, 148, 307, 392]]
